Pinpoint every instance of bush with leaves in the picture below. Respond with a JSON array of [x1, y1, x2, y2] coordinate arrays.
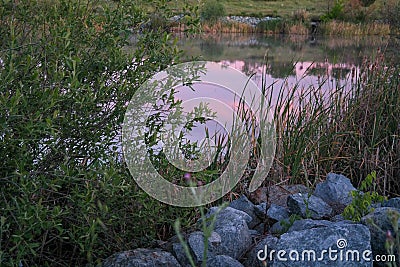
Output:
[[0, 0, 198, 265], [321, 0, 345, 21], [343, 171, 386, 222]]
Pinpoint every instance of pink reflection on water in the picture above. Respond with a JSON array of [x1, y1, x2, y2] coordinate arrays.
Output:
[[172, 59, 359, 152]]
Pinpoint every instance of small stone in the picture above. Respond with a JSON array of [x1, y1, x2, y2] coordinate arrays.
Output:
[[267, 204, 290, 222]]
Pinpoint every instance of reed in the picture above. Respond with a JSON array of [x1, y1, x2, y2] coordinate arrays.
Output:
[[260, 50, 400, 196], [321, 20, 391, 36]]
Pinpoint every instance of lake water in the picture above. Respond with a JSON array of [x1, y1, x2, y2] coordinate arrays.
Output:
[[126, 34, 399, 167], [176, 33, 399, 90], [162, 34, 399, 158]]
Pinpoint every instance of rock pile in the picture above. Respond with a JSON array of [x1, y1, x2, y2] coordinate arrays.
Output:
[[102, 173, 400, 267]]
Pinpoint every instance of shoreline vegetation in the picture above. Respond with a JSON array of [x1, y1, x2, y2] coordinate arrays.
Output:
[[142, 0, 400, 36], [168, 19, 392, 35]]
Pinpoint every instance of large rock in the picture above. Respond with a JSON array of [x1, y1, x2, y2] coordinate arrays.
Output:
[[203, 206, 252, 260], [229, 195, 261, 228], [206, 255, 244, 267], [271, 223, 372, 266], [102, 248, 181, 267], [287, 193, 333, 219], [314, 173, 356, 210], [212, 219, 252, 260], [187, 231, 221, 265], [361, 207, 400, 266]]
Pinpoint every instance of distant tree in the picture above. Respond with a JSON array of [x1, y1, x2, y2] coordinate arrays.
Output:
[[200, 0, 226, 22]]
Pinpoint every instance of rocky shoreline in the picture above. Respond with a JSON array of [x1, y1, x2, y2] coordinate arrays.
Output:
[[102, 173, 400, 266], [169, 15, 280, 27]]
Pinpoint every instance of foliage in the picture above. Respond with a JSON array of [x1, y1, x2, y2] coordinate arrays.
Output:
[[200, 0, 226, 22], [0, 0, 199, 265], [321, 0, 345, 21], [343, 171, 386, 221]]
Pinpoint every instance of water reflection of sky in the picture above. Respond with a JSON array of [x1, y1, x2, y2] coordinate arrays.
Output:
[[172, 34, 380, 153]]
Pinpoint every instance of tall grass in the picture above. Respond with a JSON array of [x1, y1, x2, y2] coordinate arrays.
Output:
[[260, 51, 400, 196], [321, 20, 391, 36]]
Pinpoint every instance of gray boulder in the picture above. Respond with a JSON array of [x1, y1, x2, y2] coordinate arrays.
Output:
[[102, 248, 181, 267], [314, 173, 356, 210], [287, 193, 333, 219], [187, 231, 221, 265], [203, 206, 252, 260], [212, 219, 252, 260], [206, 255, 244, 267], [271, 223, 372, 266], [361, 207, 400, 266], [229, 195, 261, 228]]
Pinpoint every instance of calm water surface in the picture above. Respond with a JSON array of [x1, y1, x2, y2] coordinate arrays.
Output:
[[168, 33, 400, 148], [176, 33, 399, 91]]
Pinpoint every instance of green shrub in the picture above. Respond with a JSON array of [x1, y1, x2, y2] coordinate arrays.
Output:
[[200, 0, 226, 22], [321, 0, 345, 21], [0, 0, 196, 265], [343, 171, 386, 222]]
